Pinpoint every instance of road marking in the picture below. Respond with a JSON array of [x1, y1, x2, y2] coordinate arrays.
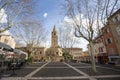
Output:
[[97, 66, 120, 72], [81, 62, 120, 72], [44, 66, 92, 69], [92, 75, 120, 78], [2, 75, 120, 80], [74, 66, 92, 68], [78, 62, 90, 65], [24, 62, 49, 79], [63, 62, 97, 80], [27, 76, 87, 80], [1, 76, 87, 80], [1, 77, 24, 80], [24, 67, 39, 68], [44, 67, 70, 68]]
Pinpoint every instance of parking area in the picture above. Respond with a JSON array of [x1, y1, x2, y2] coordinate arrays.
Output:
[[1, 62, 120, 80]]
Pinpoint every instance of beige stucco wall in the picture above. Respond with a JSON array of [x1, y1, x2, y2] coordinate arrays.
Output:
[[33, 47, 45, 61], [45, 47, 63, 61], [0, 35, 16, 48], [88, 43, 106, 55], [69, 48, 82, 60], [96, 42, 107, 54]]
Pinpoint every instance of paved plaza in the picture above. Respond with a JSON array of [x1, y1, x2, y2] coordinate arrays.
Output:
[[0, 62, 120, 80]]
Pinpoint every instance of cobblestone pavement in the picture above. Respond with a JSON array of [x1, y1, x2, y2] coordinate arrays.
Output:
[[1, 62, 120, 80]]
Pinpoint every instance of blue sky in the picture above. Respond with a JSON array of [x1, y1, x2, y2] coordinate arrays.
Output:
[[32, 0, 67, 47], [2, 0, 120, 51], [27, 0, 88, 50], [6, 0, 88, 50], [34, 0, 64, 31]]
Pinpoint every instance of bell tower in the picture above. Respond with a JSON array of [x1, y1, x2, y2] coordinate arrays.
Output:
[[51, 25, 58, 47]]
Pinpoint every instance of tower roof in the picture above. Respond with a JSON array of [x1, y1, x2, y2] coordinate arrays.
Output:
[[53, 25, 57, 32]]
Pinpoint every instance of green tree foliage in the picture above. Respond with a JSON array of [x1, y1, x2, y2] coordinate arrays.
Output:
[[63, 52, 73, 61], [28, 55, 33, 63]]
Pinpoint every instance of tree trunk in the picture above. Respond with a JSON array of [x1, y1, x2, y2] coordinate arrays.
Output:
[[90, 41, 97, 72]]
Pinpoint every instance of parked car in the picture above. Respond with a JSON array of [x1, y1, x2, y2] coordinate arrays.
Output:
[[108, 56, 120, 65], [71, 60, 78, 63]]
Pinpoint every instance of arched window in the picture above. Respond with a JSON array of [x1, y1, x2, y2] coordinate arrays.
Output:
[[56, 52, 58, 55], [40, 51, 42, 54]]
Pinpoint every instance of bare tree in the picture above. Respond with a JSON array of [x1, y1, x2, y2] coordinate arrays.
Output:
[[0, 0, 34, 33], [63, 0, 119, 72], [58, 24, 79, 48], [13, 20, 47, 57]]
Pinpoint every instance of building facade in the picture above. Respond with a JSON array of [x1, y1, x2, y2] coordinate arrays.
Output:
[[63, 48, 83, 61], [45, 25, 63, 61], [101, 22, 119, 63], [95, 37, 108, 64], [81, 51, 90, 62], [16, 25, 83, 62], [97, 9, 120, 63], [107, 9, 120, 57], [0, 30, 16, 48], [33, 47, 46, 61], [87, 9, 120, 64]]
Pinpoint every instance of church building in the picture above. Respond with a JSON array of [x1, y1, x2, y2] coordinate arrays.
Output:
[[45, 25, 63, 61], [16, 25, 82, 62]]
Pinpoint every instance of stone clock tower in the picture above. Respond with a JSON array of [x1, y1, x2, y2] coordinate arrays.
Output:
[[51, 25, 58, 47], [45, 25, 64, 61]]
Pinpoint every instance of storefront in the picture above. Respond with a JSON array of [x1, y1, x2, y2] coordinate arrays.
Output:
[[97, 53, 108, 64]]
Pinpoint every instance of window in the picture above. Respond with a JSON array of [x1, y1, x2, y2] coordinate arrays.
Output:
[[107, 28, 109, 33], [115, 16, 118, 22], [118, 14, 120, 21], [99, 47, 103, 52], [116, 26, 120, 35], [105, 28, 109, 34], [107, 38, 112, 44], [95, 49, 97, 53], [100, 47, 103, 52], [105, 40, 108, 45], [54, 32, 56, 35], [112, 18, 116, 22], [4, 39, 8, 43], [101, 38, 104, 42], [40, 51, 42, 54], [56, 52, 58, 55], [110, 48, 114, 54], [34, 53, 37, 55], [110, 38, 112, 42]]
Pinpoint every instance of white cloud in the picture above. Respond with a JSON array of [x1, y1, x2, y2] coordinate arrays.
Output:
[[0, 8, 7, 23], [43, 13, 48, 18], [0, 30, 10, 35], [63, 16, 75, 27], [63, 14, 89, 51], [64, 13, 103, 30], [63, 14, 104, 51], [63, 14, 88, 28]]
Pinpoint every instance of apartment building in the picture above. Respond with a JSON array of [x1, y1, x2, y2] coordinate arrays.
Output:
[[107, 9, 120, 57], [95, 37, 108, 64], [63, 48, 83, 61], [101, 22, 119, 63]]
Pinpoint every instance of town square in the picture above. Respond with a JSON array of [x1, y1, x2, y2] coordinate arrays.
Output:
[[0, 0, 120, 80]]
